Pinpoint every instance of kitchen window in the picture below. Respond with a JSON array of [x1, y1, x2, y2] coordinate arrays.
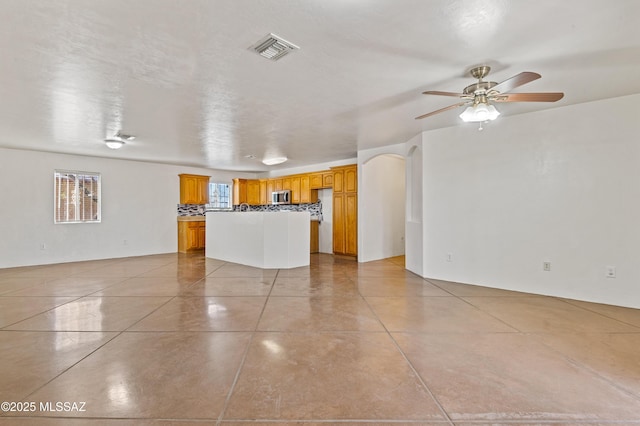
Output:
[[54, 170, 101, 223], [209, 182, 231, 209]]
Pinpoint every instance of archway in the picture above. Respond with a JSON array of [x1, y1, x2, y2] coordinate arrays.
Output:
[[359, 154, 406, 263]]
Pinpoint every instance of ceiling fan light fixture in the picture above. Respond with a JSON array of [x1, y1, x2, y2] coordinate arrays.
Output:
[[262, 156, 288, 166], [459, 103, 500, 122], [105, 139, 125, 149], [105, 131, 135, 149]]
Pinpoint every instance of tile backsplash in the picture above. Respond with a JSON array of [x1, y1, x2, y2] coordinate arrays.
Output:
[[232, 200, 322, 220], [177, 204, 206, 216], [178, 200, 323, 220]]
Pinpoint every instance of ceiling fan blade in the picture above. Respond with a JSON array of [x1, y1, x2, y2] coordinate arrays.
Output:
[[492, 72, 541, 94], [415, 102, 468, 120], [494, 92, 564, 102], [422, 90, 465, 97]]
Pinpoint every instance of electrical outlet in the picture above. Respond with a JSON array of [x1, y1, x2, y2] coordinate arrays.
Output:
[[543, 262, 551, 272], [446, 253, 453, 262], [123, 240, 128, 246], [606, 266, 616, 278], [40, 243, 46, 250]]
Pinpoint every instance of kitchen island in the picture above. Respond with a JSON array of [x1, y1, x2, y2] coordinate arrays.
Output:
[[205, 211, 310, 269]]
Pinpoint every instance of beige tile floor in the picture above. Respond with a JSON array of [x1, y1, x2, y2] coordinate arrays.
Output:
[[0, 253, 639, 425]]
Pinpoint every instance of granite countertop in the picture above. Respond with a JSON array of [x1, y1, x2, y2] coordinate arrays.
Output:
[[177, 216, 206, 222]]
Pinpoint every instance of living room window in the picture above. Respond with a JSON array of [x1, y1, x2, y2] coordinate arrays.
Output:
[[54, 170, 101, 223]]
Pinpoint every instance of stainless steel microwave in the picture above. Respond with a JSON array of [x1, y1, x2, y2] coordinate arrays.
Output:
[[271, 190, 291, 205]]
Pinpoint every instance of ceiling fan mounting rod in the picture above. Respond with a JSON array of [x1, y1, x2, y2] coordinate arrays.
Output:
[[469, 65, 491, 81]]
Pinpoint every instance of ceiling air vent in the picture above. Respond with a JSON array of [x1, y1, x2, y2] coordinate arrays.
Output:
[[251, 33, 299, 61]]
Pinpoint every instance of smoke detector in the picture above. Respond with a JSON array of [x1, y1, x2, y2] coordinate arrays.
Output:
[[251, 33, 299, 61]]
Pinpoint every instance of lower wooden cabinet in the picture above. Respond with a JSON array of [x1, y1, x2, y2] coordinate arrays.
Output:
[[178, 219, 206, 252], [310, 221, 319, 253]]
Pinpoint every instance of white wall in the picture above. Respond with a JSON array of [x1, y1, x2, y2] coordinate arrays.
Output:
[[0, 148, 254, 268], [359, 155, 406, 262], [405, 134, 424, 276], [419, 94, 640, 309], [358, 144, 406, 263], [317, 188, 333, 253]]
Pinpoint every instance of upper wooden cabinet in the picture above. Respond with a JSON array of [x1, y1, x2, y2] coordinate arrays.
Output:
[[259, 179, 268, 205], [333, 169, 344, 193], [344, 168, 357, 193], [283, 177, 291, 191], [232, 168, 333, 206], [273, 178, 283, 191], [310, 171, 333, 189], [266, 179, 275, 198], [232, 178, 247, 205], [300, 175, 311, 203], [310, 173, 323, 189], [179, 174, 210, 204], [246, 180, 260, 205], [290, 176, 301, 204], [322, 172, 333, 188]]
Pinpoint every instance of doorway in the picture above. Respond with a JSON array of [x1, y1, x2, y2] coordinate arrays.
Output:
[[359, 154, 406, 263]]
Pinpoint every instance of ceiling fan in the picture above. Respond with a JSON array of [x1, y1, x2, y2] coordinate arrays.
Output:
[[415, 66, 564, 124]]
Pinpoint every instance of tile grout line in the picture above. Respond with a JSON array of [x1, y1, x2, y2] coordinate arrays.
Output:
[[20, 330, 123, 402], [356, 277, 455, 426], [215, 268, 280, 425], [0, 295, 85, 330], [426, 279, 527, 334], [13, 255, 226, 405], [525, 331, 640, 404], [425, 279, 640, 411], [560, 298, 640, 330]]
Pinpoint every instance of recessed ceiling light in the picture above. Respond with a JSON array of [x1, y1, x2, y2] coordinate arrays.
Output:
[[262, 157, 288, 166]]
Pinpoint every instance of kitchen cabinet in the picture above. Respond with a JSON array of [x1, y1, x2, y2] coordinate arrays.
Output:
[[310, 220, 319, 253], [246, 180, 260, 205], [310, 171, 332, 189], [310, 173, 323, 189], [290, 176, 301, 204], [322, 172, 333, 188], [331, 164, 357, 257], [344, 167, 357, 192], [232, 178, 247, 205], [232, 169, 328, 206], [273, 178, 283, 191], [259, 179, 268, 205], [300, 175, 311, 203], [179, 174, 210, 204], [266, 179, 275, 199], [178, 219, 206, 252]]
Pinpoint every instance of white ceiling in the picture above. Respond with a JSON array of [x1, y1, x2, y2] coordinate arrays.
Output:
[[1, 0, 639, 172]]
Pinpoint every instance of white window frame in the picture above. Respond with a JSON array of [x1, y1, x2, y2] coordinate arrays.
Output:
[[54, 170, 102, 224], [208, 181, 232, 210]]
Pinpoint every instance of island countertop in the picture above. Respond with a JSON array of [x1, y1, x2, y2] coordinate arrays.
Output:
[[205, 211, 310, 269]]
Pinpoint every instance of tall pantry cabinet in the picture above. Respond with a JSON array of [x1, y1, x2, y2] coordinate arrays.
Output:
[[331, 165, 357, 257]]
